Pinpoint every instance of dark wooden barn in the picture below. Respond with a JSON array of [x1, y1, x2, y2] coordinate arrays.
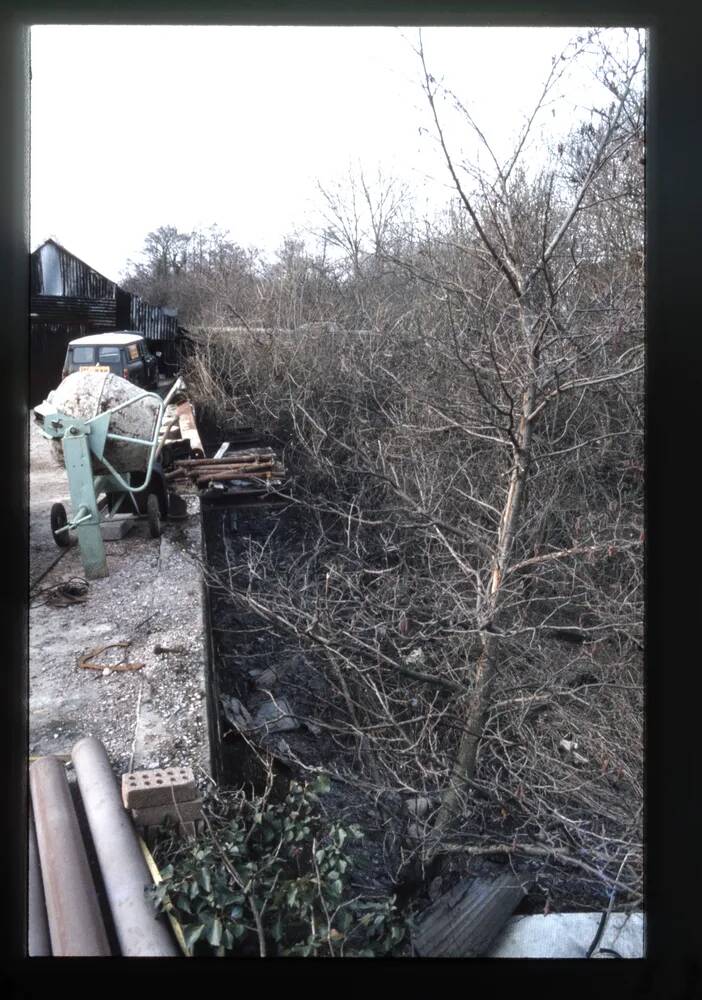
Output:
[[30, 239, 190, 403]]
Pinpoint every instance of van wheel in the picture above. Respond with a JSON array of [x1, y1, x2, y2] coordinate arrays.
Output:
[[146, 494, 161, 538], [50, 503, 71, 547]]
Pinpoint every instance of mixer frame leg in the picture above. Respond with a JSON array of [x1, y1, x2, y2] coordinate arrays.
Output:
[[63, 430, 108, 579]]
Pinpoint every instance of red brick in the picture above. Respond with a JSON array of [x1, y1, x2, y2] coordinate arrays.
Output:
[[130, 798, 203, 828], [121, 766, 197, 809]]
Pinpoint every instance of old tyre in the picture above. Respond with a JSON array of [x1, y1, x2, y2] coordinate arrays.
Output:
[[146, 493, 161, 538], [50, 503, 70, 548]]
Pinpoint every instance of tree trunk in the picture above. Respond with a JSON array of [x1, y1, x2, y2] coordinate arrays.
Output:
[[435, 374, 536, 833]]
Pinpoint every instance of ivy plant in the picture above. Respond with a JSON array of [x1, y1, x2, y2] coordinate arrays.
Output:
[[147, 774, 409, 957]]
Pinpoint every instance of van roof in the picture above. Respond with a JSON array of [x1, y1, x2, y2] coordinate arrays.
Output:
[[68, 332, 145, 347]]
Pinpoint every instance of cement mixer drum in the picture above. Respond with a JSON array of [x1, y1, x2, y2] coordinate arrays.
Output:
[[48, 371, 161, 474]]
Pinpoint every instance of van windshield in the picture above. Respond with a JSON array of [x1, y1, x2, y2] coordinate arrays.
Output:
[[71, 346, 95, 364]]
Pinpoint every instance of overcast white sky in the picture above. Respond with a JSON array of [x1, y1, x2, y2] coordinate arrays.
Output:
[[30, 24, 617, 283]]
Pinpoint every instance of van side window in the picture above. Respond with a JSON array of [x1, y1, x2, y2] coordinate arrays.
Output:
[[98, 347, 122, 364], [127, 344, 139, 361]]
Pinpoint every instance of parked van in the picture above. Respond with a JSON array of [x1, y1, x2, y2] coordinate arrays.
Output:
[[62, 332, 159, 389]]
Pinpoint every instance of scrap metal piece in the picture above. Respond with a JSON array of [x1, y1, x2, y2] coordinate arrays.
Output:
[[412, 873, 528, 957], [31, 577, 89, 608], [78, 641, 144, 672]]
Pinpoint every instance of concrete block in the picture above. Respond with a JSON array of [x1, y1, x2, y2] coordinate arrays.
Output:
[[100, 516, 134, 540], [131, 798, 203, 828], [121, 766, 197, 809]]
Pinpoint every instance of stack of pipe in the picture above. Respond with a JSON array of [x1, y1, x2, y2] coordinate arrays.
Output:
[[28, 740, 178, 957], [165, 448, 285, 489], [29, 756, 111, 956]]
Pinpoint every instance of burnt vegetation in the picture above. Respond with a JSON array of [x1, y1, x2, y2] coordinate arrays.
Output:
[[131, 30, 644, 917]]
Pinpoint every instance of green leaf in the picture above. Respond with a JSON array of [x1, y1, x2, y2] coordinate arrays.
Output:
[[198, 867, 211, 893], [184, 924, 204, 951], [176, 894, 192, 915], [313, 774, 331, 795], [207, 916, 223, 947]]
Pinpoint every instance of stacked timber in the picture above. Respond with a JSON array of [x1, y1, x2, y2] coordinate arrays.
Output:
[[165, 447, 285, 491]]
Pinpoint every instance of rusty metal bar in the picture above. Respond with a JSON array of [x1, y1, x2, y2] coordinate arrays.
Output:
[[174, 451, 275, 467], [196, 470, 279, 485], [29, 756, 111, 956], [71, 737, 178, 957], [28, 808, 51, 956]]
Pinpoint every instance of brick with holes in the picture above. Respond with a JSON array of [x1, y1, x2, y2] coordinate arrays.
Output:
[[130, 798, 204, 828], [121, 766, 197, 809]]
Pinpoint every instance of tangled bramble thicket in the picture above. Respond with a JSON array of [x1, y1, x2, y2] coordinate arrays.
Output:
[[134, 28, 644, 918]]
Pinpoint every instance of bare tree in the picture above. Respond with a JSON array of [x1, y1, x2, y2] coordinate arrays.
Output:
[[413, 27, 645, 830]]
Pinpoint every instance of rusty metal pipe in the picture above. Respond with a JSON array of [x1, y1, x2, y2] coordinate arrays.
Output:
[[29, 756, 111, 956], [71, 737, 177, 957], [28, 809, 51, 956]]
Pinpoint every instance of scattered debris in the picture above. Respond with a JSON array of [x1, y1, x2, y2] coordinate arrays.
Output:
[[405, 648, 426, 666], [78, 642, 145, 673], [249, 666, 278, 690], [153, 644, 186, 655], [253, 696, 299, 735], [32, 577, 89, 608], [559, 736, 590, 765], [220, 694, 254, 732], [406, 796, 431, 818]]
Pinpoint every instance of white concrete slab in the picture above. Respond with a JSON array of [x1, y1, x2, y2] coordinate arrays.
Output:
[[487, 911, 645, 958]]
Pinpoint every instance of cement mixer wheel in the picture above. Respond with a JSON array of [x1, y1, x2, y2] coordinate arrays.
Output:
[[146, 493, 162, 538], [50, 503, 71, 548]]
